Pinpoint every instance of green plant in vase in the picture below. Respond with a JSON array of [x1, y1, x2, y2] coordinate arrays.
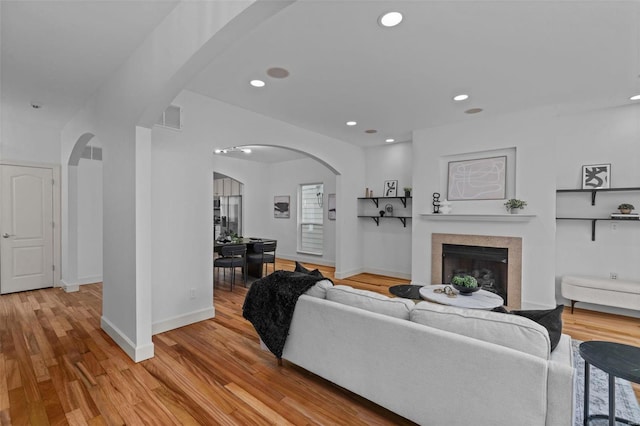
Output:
[[618, 203, 635, 214], [504, 198, 527, 214]]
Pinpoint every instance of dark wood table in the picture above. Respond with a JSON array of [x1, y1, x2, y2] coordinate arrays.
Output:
[[389, 284, 424, 300], [214, 238, 276, 278], [579, 341, 640, 426]]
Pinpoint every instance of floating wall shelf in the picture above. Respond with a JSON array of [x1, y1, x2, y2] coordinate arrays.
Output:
[[420, 213, 536, 222]]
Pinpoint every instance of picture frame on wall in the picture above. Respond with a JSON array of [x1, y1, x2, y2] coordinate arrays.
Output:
[[383, 180, 398, 197], [447, 155, 507, 201], [582, 163, 611, 189], [328, 193, 336, 220], [274, 195, 290, 218]]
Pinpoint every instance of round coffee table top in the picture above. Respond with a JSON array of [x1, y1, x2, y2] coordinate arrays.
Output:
[[579, 341, 640, 384], [419, 284, 504, 310]]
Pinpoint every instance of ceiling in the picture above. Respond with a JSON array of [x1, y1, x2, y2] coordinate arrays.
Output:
[[3, 1, 640, 161]]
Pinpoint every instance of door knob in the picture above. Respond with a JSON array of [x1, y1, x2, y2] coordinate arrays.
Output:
[[2, 233, 13, 238]]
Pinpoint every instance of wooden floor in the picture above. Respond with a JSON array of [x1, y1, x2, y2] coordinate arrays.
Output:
[[0, 259, 638, 425]]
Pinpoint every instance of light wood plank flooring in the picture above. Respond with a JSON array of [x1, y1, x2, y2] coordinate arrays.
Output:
[[0, 259, 637, 424]]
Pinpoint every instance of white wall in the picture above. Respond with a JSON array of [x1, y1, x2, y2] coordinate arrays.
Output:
[[0, 107, 61, 164], [412, 108, 558, 309], [555, 104, 640, 317], [76, 157, 103, 283], [149, 89, 363, 333], [361, 142, 413, 278], [263, 158, 337, 265]]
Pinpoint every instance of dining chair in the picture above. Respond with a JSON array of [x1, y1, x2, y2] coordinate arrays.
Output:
[[214, 244, 247, 290], [247, 241, 277, 277]]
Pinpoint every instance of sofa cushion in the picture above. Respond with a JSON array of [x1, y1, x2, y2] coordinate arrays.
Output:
[[410, 302, 551, 359], [326, 285, 414, 319], [304, 279, 333, 299]]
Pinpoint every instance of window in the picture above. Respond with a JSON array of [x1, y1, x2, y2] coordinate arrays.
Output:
[[299, 183, 324, 255]]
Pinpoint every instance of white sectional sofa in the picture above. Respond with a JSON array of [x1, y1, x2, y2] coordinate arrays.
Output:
[[281, 284, 575, 426]]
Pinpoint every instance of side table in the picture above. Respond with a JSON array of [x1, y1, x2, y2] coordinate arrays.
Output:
[[579, 341, 640, 426]]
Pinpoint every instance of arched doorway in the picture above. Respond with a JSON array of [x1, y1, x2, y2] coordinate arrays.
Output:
[[64, 133, 103, 291]]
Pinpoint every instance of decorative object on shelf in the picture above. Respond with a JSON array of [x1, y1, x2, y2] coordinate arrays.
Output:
[[384, 180, 398, 197], [447, 155, 506, 200], [379, 210, 385, 217], [504, 198, 527, 214], [385, 203, 393, 216], [582, 163, 611, 189], [274, 195, 290, 218], [328, 193, 336, 220], [365, 187, 369, 197], [451, 275, 480, 296], [403, 186, 412, 197], [439, 199, 452, 214], [432, 192, 441, 213], [618, 203, 635, 214]]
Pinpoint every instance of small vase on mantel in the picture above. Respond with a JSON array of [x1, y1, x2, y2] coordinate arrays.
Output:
[[509, 207, 520, 214]]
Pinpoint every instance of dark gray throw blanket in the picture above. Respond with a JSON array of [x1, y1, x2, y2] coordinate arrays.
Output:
[[242, 270, 329, 359]]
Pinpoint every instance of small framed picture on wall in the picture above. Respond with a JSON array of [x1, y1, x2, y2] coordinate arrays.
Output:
[[274, 195, 290, 218], [383, 180, 398, 197], [582, 163, 611, 189]]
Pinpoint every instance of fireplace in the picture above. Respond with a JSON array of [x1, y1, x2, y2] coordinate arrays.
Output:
[[432, 233, 522, 309], [442, 244, 508, 302]]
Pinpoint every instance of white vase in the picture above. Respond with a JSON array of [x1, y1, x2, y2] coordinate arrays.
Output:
[[440, 199, 452, 214], [510, 207, 520, 214]]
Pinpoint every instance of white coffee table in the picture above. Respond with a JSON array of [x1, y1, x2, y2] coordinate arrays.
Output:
[[419, 284, 504, 310]]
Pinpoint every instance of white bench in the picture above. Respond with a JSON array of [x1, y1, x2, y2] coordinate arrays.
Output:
[[561, 275, 640, 313]]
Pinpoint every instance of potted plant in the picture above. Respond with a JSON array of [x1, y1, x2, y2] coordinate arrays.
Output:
[[618, 203, 635, 214], [504, 198, 527, 214], [403, 187, 412, 197], [451, 275, 480, 296]]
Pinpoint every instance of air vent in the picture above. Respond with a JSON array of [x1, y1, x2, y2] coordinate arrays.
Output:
[[81, 145, 102, 161], [156, 104, 182, 130]]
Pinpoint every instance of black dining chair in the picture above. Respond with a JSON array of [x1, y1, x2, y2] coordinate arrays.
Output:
[[246, 241, 277, 277], [214, 244, 247, 291]]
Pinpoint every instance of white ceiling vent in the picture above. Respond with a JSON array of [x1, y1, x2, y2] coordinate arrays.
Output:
[[156, 104, 182, 130]]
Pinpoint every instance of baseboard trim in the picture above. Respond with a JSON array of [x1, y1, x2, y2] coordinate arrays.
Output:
[[60, 279, 79, 293], [101, 316, 154, 362], [78, 275, 102, 285], [152, 306, 215, 335], [334, 267, 364, 279], [363, 268, 411, 280]]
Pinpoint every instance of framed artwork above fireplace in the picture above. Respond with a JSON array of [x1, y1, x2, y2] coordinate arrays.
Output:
[[447, 155, 507, 201]]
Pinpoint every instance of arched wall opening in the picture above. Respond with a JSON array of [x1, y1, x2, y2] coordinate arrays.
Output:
[[212, 145, 340, 271], [64, 132, 103, 291]]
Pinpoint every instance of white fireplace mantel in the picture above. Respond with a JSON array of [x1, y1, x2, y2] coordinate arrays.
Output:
[[421, 213, 535, 222]]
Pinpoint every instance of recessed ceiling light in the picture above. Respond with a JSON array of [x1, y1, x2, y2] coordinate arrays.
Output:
[[379, 11, 403, 27], [453, 94, 469, 101], [465, 108, 484, 114], [385, 138, 395, 143], [630, 94, 640, 101], [346, 121, 357, 126], [241, 148, 252, 154], [267, 67, 290, 79], [250, 79, 265, 88], [365, 129, 378, 134]]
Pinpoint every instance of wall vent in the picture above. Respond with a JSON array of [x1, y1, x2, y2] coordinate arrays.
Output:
[[81, 145, 102, 161], [156, 104, 182, 130]]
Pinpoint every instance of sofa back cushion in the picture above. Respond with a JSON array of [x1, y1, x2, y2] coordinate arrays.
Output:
[[410, 302, 551, 359], [304, 279, 333, 299], [326, 285, 414, 319]]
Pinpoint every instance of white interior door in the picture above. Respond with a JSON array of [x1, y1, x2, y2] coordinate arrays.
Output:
[[1, 165, 54, 294]]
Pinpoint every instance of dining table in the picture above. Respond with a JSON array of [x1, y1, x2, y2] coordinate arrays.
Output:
[[214, 237, 276, 278]]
